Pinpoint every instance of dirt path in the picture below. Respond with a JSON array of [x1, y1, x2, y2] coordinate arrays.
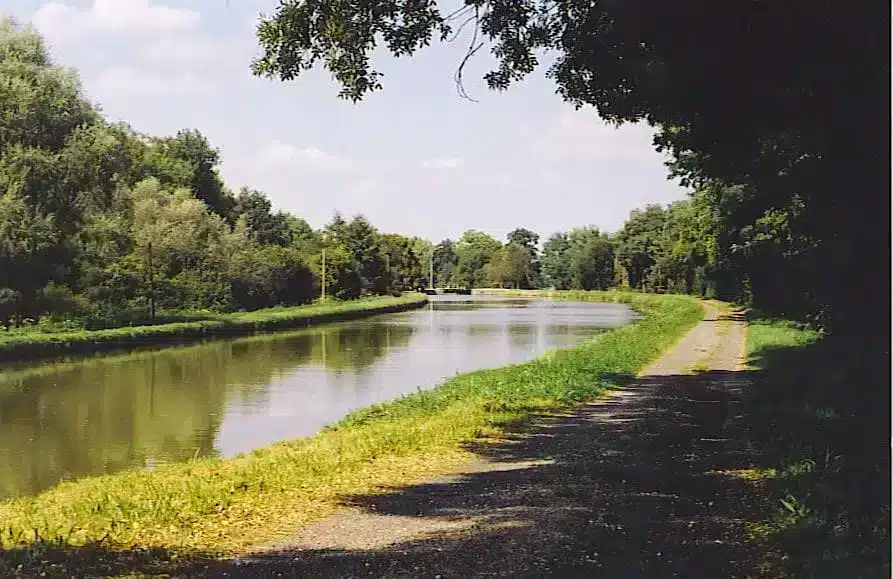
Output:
[[213, 302, 759, 578]]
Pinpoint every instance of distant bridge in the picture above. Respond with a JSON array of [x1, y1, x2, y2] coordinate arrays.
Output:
[[421, 287, 472, 296]]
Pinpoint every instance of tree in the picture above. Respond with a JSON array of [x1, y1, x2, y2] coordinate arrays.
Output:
[[569, 230, 615, 291], [285, 214, 319, 254], [232, 187, 292, 247], [540, 233, 573, 290], [312, 241, 358, 300], [506, 228, 539, 252], [489, 243, 536, 289], [409, 237, 434, 287], [249, 0, 888, 338], [319, 213, 362, 299], [129, 178, 231, 310], [0, 190, 63, 323], [0, 18, 97, 153], [146, 129, 234, 220], [454, 230, 502, 289], [504, 228, 540, 288], [615, 205, 666, 291], [228, 242, 315, 310], [342, 215, 386, 295], [432, 239, 459, 287], [379, 233, 421, 291]]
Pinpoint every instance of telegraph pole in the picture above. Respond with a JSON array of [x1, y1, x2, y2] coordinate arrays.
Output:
[[147, 242, 156, 320], [429, 248, 434, 289], [321, 248, 326, 301]]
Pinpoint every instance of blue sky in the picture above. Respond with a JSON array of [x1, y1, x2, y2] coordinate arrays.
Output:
[[4, 0, 689, 243]]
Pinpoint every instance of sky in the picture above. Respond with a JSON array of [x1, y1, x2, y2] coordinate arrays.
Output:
[[4, 0, 690, 243]]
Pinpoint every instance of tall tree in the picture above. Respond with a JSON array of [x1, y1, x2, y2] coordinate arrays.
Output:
[[250, 0, 888, 337], [540, 233, 573, 290], [615, 205, 666, 290], [343, 215, 385, 295], [505, 228, 540, 288], [455, 230, 502, 289], [432, 239, 459, 288], [147, 129, 234, 220], [379, 233, 421, 291], [568, 229, 615, 291], [488, 242, 536, 289], [232, 187, 292, 247]]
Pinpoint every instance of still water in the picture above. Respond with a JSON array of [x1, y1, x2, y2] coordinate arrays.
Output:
[[0, 296, 634, 499]]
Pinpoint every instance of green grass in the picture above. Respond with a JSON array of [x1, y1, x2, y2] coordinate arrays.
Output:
[[0, 294, 428, 363], [745, 314, 890, 578], [0, 291, 702, 576]]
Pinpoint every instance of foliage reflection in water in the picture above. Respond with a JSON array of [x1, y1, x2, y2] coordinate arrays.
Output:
[[0, 296, 634, 499]]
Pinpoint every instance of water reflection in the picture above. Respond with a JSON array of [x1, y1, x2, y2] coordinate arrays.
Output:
[[0, 296, 633, 499]]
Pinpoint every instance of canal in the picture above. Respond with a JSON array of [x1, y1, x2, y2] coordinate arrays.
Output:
[[0, 296, 635, 499]]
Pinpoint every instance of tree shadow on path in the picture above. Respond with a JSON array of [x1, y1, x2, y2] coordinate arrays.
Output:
[[4, 326, 886, 578], [208, 367, 768, 578]]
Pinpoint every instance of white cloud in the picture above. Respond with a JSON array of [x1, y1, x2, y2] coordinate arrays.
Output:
[[527, 110, 664, 164], [33, 0, 199, 42], [92, 65, 213, 96], [253, 141, 353, 172], [421, 157, 463, 169], [138, 35, 219, 64]]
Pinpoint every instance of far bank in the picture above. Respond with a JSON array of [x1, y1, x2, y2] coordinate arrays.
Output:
[[0, 294, 428, 363]]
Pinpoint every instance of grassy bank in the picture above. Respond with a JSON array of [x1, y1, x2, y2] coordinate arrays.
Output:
[[745, 316, 890, 577], [0, 291, 703, 576], [0, 294, 428, 363]]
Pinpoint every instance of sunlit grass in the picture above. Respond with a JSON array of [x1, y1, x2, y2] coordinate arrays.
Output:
[[0, 294, 428, 362], [0, 292, 702, 575]]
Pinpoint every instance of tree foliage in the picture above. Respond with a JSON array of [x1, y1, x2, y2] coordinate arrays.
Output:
[[251, 0, 888, 337], [0, 19, 426, 327]]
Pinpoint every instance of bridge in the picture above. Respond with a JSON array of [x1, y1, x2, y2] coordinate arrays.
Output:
[[421, 287, 472, 296]]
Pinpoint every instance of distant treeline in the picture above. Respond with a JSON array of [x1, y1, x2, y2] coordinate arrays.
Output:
[[1, 20, 441, 330], [429, 199, 715, 296], [0, 17, 873, 336], [0, 18, 713, 333]]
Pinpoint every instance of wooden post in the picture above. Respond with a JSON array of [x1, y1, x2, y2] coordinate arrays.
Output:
[[429, 248, 434, 289], [147, 242, 156, 320], [321, 248, 326, 301]]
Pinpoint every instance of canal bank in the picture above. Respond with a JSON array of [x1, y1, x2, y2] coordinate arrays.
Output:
[[0, 292, 703, 575], [0, 294, 428, 363], [0, 294, 632, 499]]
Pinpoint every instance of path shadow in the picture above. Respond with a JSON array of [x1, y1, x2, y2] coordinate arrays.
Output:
[[2, 335, 887, 578], [208, 367, 768, 578]]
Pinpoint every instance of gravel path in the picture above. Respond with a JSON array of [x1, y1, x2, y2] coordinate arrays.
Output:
[[206, 302, 759, 578]]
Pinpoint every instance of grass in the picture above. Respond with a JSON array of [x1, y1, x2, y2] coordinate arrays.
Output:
[[0, 291, 703, 576], [744, 314, 890, 578], [0, 294, 428, 363]]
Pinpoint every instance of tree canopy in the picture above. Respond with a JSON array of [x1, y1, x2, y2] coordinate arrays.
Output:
[[252, 0, 889, 337]]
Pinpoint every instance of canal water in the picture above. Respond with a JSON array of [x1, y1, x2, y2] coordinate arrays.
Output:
[[0, 296, 635, 499]]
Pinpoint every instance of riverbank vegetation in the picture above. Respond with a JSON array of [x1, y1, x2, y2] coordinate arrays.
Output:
[[0, 292, 702, 575], [0, 19, 438, 339], [1, 3, 887, 575], [254, 3, 888, 575], [745, 317, 889, 576], [0, 294, 426, 362]]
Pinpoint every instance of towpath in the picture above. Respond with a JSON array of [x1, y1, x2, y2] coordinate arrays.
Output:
[[214, 302, 759, 578]]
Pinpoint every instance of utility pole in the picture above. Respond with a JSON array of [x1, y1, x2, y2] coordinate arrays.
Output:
[[429, 248, 434, 289], [147, 242, 156, 320], [385, 253, 390, 292], [321, 248, 326, 301]]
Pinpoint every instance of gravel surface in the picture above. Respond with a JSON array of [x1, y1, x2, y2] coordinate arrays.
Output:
[[198, 304, 762, 578]]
